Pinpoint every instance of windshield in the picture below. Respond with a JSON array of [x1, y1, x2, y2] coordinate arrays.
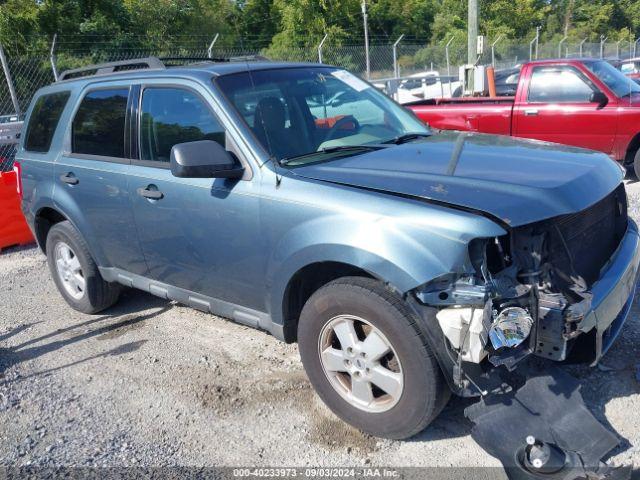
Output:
[[215, 67, 429, 165], [585, 60, 640, 97]]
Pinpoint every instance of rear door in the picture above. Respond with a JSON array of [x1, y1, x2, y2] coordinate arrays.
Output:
[[513, 65, 617, 154], [127, 82, 263, 311], [54, 85, 147, 274]]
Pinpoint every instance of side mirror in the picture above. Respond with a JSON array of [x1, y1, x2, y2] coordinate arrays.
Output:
[[170, 140, 244, 179], [590, 91, 608, 108]]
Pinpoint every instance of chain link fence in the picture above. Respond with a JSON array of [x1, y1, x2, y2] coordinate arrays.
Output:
[[0, 35, 636, 172]]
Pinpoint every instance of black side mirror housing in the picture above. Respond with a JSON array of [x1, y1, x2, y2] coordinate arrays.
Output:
[[590, 91, 608, 108], [170, 140, 244, 179]]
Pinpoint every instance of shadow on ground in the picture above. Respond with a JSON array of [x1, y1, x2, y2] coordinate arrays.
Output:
[[0, 289, 172, 380]]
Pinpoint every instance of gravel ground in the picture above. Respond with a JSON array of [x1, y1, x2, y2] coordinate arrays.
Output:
[[1, 181, 639, 472]]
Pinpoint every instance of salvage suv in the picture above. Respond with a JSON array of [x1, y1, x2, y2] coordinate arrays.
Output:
[[17, 58, 640, 441]]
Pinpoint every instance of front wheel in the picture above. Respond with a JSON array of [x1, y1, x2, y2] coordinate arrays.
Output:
[[298, 277, 450, 439]]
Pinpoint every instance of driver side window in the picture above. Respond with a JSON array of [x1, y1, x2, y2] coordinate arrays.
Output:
[[528, 66, 594, 103], [139, 87, 225, 163]]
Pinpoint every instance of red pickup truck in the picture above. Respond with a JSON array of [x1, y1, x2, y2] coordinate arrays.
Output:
[[407, 58, 640, 177]]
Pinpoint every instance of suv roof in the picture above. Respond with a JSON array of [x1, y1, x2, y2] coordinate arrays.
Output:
[[55, 56, 326, 86]]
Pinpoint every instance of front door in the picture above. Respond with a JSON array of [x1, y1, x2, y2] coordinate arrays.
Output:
[[513, 65, 617, 155], [128, 85, 263, 311]]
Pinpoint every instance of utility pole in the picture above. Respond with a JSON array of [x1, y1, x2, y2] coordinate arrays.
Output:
[[362, 0, 370, 79], [467, 0, 478, 64]]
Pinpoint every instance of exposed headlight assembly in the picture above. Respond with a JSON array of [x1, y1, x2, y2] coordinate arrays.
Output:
[[489, 307, 533, 349]]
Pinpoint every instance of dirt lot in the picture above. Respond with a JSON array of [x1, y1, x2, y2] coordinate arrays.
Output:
[[1, 182, 639, 472]]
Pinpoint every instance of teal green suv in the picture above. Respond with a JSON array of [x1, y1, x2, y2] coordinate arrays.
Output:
[[16, 57, 639, 443]]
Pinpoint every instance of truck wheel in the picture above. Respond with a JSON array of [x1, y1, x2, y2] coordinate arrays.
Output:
[[298, 277, 450, 439], [46, 221, 120, 314], [634, 149, 640, 180]]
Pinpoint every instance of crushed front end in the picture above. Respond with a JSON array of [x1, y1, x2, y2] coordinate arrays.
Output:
[[411, 182, 639, 396], [409, 182, 638, 478]]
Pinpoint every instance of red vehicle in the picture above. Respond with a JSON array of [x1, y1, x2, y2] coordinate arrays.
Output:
[[407, 58, 640, 177]]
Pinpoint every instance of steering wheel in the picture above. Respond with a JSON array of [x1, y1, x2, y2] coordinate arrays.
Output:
[[324, 115, 360, 142]]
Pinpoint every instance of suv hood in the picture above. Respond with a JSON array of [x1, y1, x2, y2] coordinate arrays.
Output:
[[289, 131, 623, 227]]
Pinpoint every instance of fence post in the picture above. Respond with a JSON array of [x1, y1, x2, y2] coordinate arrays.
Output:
[[392, 34, 404, 78], [491, 34, 503, 67], [445, 36, 454, 76], [635, 37, 640, 58], [616, 39, 622, 59], [558, 36, 567, 58], [50, 33, 59, 81], [0, 44, 21, 117], [579, 38, 587, 57], [207, 33, 220, 59], [317, 34, 328, 64], [600, 36, 607, 58], [529, 28, 540, 60]]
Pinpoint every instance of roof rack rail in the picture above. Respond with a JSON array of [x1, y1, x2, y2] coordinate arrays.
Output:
[[159, 55, 270, 66], [228, 54, 270, 62], [57, 57, 165, 81]]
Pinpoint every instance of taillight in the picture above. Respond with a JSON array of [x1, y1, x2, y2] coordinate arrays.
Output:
[[13, 161, 23, 199]]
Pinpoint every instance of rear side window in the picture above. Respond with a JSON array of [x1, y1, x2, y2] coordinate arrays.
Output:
[[72, 88, 129, 158], [139, 87, 225, 163], [24, 91, 70, 152]]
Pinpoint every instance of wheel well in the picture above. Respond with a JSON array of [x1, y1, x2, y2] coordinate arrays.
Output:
[[281, 262, 374, 343], [624, 133, 640, 166], [34, 207, 67, 253]]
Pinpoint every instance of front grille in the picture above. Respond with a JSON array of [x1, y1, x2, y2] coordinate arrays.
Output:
[[545, 183, 627, 285]]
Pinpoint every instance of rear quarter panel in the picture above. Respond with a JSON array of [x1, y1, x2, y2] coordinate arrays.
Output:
[[17, 84, 80, 246]]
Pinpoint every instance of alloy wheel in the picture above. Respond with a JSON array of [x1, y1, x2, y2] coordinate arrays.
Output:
[[318, 314, 404, 413], [54, 241, 86, 300]]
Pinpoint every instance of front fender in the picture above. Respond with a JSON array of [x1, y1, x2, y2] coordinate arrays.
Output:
[[266, 209, 506, 327]]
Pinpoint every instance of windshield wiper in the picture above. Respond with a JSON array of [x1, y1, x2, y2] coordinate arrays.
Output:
[[280, 145, 384, 165], [383, 132, 432, 145]]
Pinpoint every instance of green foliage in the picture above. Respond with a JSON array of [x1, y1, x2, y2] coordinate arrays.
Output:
[[0, 0, 639, 55]]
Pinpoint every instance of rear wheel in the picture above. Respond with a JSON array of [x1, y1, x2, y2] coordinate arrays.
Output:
[[46, 221, 120, 314], [298, 277, 450, 439]]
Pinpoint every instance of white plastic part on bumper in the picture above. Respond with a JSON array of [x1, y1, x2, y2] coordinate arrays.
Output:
[[436, 302, 491, 363]]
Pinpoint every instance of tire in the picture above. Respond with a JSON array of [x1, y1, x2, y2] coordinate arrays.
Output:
[[298, 277, 450, 439], [633, 149, 640, 180], [46, 220, 120, 314]]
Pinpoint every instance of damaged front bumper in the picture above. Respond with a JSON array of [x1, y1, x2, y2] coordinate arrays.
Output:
[[409, 219, 640, 398], [409, 220, 639, 479]]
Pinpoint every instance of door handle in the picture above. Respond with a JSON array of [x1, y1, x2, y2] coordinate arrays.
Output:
[[137, 186, 164, 200], [524, 109, 539, 116], [60, 172, 79, 185]]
